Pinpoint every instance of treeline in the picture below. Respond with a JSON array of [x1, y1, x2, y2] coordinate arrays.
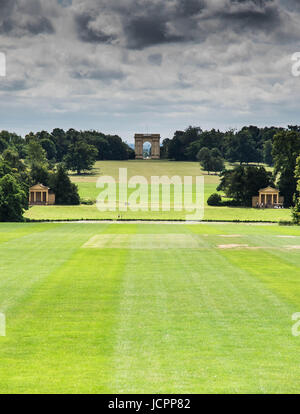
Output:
[[161, 125, 299, 165], [214, 128, 300, 208], [0, 128, 136, 221], [1, 124, 300, 222], [161, 125, 300, 213], [0, 128, 135, 169], [0, 145, 81, 221]]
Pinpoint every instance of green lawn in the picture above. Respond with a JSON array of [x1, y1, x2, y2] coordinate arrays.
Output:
[[25, 160, 292, 222], [24, 203, 291, 222], [0, 222, 300, 393]]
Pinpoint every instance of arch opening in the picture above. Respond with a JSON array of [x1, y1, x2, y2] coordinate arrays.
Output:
[[143, 141, 152, 159]]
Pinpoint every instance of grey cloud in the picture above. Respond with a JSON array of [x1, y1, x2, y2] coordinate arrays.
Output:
[[1, 0, 300, 141], [75, 13, 116, 43], [72, 0, 289, 49], [177, 0, 206, 17], [148, 53, 163, 66], [0, 0, 15, 15], [282, 0, 300, 11], [0, 0, 54, 36], [124, 16, 184, 49], [216, 0, 281, 31], [71, 67, 125, 81], [0, 78, 29, 91]]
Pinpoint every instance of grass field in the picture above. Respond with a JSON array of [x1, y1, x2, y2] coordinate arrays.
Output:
[[1, 222, 300, 393], [25, 161, 291, 222]]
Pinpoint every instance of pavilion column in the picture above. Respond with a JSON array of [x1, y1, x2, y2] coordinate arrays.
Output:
[[34, 191, 36, 203], [46, 190, 49, 205]]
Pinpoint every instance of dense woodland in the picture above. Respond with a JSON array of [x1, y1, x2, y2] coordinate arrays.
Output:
[[161, 125, 300, 216], [0, 125, 300, 222], [161, 125, 299, 164]]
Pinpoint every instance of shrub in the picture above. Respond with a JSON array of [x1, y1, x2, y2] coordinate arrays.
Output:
[[279, 220, 294, 226], [207, 193, 222, 206], [80, 198, 94, 205]]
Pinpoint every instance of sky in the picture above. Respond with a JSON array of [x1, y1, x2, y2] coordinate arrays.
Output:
[[0, 0, 300, 142]]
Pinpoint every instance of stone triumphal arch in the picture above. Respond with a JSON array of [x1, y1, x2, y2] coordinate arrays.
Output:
[[134, 133, 161, 159]]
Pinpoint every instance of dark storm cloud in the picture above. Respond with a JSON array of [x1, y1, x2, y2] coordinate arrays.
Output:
[[73, 0, 285, 49], [177, 0, 206, 17], [0, 0, 54, 36], [1, 0, 300, 138], [216, 0, 281, 30], [123, 16, 184, 49], [0, 0, 14, 13]]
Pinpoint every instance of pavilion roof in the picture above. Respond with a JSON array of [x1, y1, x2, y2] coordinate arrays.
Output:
[[258, 186, 279, 193], [29, 183, 50, 191]]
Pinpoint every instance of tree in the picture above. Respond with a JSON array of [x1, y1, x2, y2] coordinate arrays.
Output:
[[2, 148, 26, 172], [197, 147, 225, 175], [217, 165, 273, 206], [25, 140, 48, 167], [197, 147, 211, 172], [263, 140, 273, 166], [272, 130, 300, 207], [225, 130, 260, 164], [0, 151, 30, 195], [169, 127, 202, 160], [168, 131, 185, 160], [0, 174, 28, 222], [211, 156, 225, 174], [199, 129, 224, 154], [288, 125, 300, 133], [51, 128, 69, 162], [0, 137, 8, 153], [49, 164, 80, 205], [184, 140, 202, 161], [30, 163, 50, 186], [160, 138, 171, 159], [64, 140, 98, 174], [40, 139, 57, 161]]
